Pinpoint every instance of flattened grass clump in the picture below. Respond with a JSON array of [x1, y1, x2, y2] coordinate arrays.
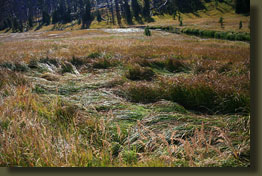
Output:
[[161, 76, 218, 113], [0, 69, 27, 91], [39, 57, 60, 67], [92, 57, 119, 69], [194, 60, 233, 74], [61, 61, 79, 74], [54, 101, 79, 125], [130, 57, 190, 73], [125, 64, 156, 81], [88, 52, 102, 59], [93, 58, 112, 69], [121, 82, 161, 103], [70, 56, 87, 67], [165, 58, 191, 73], [0, 62, 29, 72], [122, 71, 249, 114], [40, 72, 59, 81], [161, 72, 250, 114]]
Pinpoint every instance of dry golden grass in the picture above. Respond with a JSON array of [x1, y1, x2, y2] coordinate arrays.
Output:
[[0, 29, 249, 65]]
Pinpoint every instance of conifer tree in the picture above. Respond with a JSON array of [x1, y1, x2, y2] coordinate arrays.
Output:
[[42, 11, 50, 25], [143, 0, 151, 21], [115, 0, 122, 26], [131, 0, 141, 22], [124, 0, 133, 25], [82, 0, 93, 29], [97, 10, 102, 22]]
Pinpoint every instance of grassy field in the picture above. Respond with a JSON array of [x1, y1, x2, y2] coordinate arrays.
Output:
[[0, 25, 250, 167], [0, 1, 250, 167]]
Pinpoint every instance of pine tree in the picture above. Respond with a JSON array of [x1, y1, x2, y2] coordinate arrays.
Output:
[[97, 10, 102, 22], [124, 0, 133, 25], [18, 20, 23, 32], [28, 15, 33, 28], [52, 10, 59, 24], [12, 18, 19, 32], [82, 0, 93, 29], [115, 0, 122, 26], [131, 0, 141, 22], [143, 0, 151, 21], [42, 11, 50, 25]]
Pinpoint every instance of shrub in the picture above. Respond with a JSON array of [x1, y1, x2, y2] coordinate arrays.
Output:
[[144, 26, 151, 36], [125, 64, 156, 81]]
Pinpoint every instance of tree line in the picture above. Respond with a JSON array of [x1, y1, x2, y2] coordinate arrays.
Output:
[[0, 0, 250, 32]]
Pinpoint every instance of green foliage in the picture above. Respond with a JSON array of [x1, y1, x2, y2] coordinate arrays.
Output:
[[121, 148, 138, 164]]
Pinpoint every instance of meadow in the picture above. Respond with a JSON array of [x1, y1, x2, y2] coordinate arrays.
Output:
[[0, 2, 250, 166]]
